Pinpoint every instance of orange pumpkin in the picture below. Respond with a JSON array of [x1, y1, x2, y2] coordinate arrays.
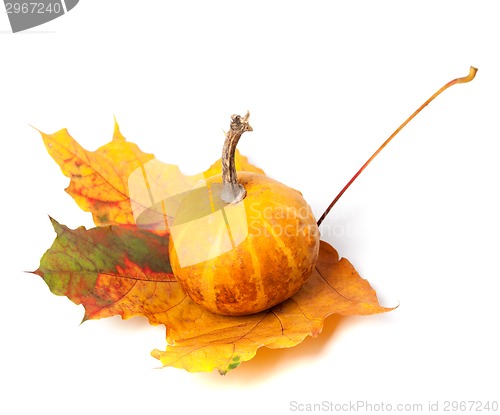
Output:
[[168, 113, 320, 316]]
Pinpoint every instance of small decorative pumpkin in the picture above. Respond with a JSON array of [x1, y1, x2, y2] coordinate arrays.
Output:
[[169, 113, 320, 316]]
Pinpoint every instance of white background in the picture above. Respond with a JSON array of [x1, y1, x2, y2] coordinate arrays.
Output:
[[1, 1, 499, 414]]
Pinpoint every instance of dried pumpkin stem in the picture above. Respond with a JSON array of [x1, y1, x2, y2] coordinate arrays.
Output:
[[317, 66, 478, 227], [221, 112, 253, 204]]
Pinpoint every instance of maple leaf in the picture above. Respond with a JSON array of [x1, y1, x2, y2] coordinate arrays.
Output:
[[34, 68, 477, 373]]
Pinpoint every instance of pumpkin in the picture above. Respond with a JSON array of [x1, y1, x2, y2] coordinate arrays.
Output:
[[168, 113, 320, 316]]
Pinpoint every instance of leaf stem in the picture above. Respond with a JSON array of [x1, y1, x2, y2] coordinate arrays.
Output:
[[317, 66, 478, 227], [221, 112, 253, 204]]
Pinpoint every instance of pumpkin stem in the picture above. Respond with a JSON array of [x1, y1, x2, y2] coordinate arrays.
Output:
[[221, 112, 253, 204], [317, 66, 478, 227]]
